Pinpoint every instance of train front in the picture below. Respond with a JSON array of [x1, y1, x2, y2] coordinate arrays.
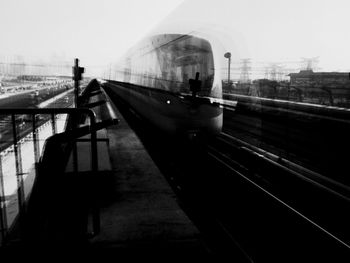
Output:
[[150, 34, 223, 138], [106, 34, 223, 139]]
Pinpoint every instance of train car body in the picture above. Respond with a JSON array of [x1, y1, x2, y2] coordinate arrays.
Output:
[[106, 34, 223, 137]]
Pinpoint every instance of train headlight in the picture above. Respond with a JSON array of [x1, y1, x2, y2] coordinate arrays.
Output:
[[187, 130, 198, 140]]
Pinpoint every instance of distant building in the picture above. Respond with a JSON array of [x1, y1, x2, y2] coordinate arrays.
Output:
[[288, 70, 350, 106], [288, 70, 350, 88]]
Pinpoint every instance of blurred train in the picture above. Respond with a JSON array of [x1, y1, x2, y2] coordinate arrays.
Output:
[[104, 34, 224, 138]]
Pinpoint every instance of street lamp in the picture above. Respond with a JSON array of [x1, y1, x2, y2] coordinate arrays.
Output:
[[224, 52, 231, 84]]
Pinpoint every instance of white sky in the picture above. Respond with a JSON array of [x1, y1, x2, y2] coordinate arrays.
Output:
[[1, 0, 349, 76], [158, 0, 350, 73], [0, 0, 185, 74]]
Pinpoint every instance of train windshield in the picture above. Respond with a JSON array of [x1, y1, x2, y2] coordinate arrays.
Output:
[[113, 34, 216, 97]]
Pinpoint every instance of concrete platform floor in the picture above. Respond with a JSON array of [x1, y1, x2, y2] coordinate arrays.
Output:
[[89, 93, 209, 257]]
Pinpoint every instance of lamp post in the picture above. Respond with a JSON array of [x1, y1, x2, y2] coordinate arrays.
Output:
[[224, 52, 231, 84]]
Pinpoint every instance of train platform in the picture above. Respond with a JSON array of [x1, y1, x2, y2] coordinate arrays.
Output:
[[0, 80, 211, 259], [79, 89, 209, 256]]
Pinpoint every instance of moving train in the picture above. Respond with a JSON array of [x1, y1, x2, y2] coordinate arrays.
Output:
[[104, 33, 224, 138]]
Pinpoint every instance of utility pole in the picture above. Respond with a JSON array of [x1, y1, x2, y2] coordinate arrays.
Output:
[[72, 58, 84, 108], [239, 58, 251, 84], [109, 64, 112, 80], [269, 63, 278, 81], [301, 57, 319, 71]]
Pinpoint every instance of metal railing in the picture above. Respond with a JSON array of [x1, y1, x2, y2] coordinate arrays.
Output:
[[0, 107, 98, 246]]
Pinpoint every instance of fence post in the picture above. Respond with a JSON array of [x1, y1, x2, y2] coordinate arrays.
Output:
[[0, 154, 8, 245], [11, 114, 25, 239]]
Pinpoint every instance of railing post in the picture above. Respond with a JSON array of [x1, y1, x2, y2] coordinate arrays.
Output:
[[32, 114, 40, 163], [0, 154, 8, 245], [51, 113, 56, 135], [72, 112, 78, 173], [0, 108, 103, 241], [11, 114, 25, 238], [88, 111, 100, 235]]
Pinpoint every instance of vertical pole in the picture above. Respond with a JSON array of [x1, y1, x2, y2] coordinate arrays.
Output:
[[0, 152, 8, 245], [11, 114, 25, 238], [228, 56, 231, 84], [72, 112, 78, 173], [51, 113, 56, 135], [32, 114, 40, 163], [224, 52, 231, 85], [89, 114, 100, 235], [74, 58, 79, 108]]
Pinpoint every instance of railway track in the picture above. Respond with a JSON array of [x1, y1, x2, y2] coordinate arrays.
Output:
[[206, 132, 350, 259], [223, 100, 350, 186], [213, 132, 350, 198], [104, 86, 350, 260]]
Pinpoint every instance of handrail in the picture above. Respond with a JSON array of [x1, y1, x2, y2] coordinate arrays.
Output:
[[0, 107, 98, 245], [0, 107, 95, 118], [0, 79, 119, 246], [0, 108, 98, 172]]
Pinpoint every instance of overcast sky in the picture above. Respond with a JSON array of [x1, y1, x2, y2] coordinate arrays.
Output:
[[0, 0, 184, 73], [1, 0, 349, 76], [157, 0, 350, 73]]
